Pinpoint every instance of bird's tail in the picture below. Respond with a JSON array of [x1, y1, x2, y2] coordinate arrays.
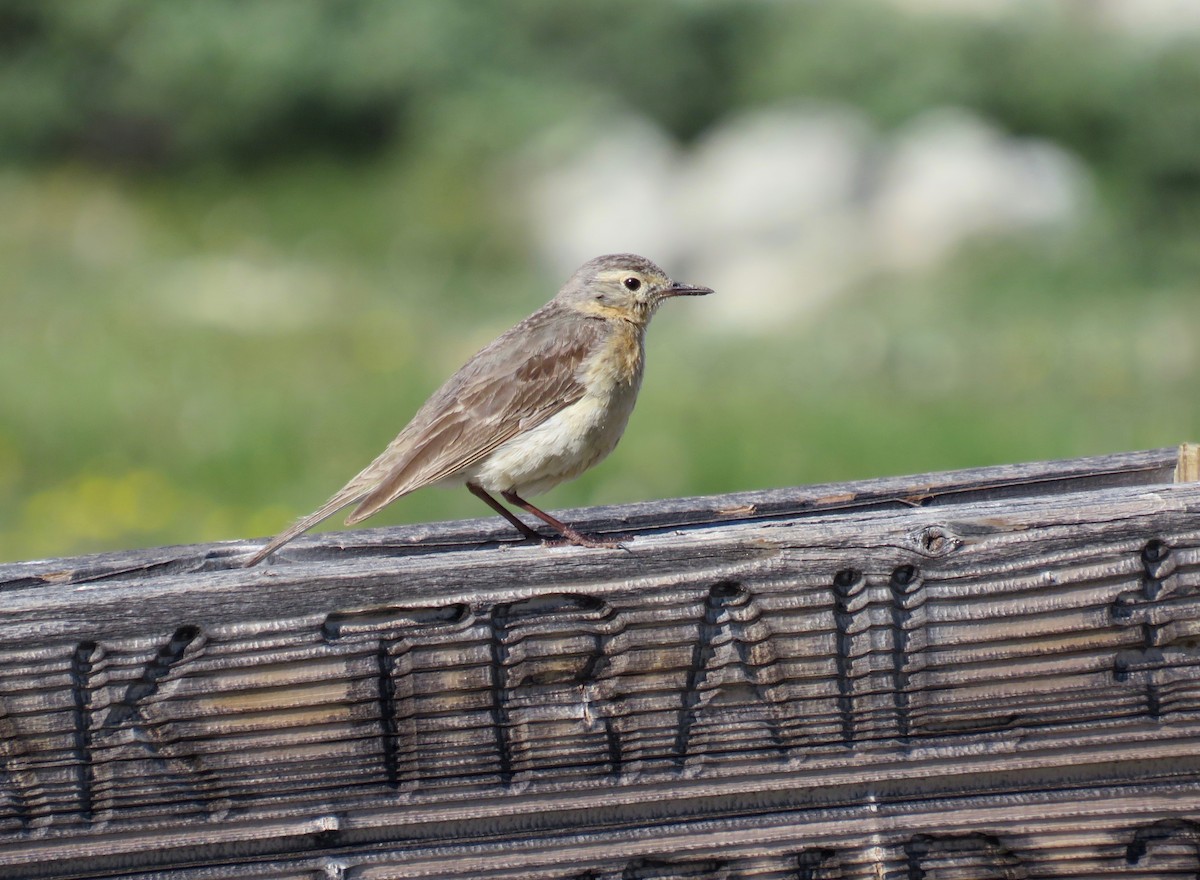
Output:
[[242, 490, 367, 567]]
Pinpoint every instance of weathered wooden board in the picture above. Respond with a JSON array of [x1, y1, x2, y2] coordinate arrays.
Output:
[[1, 447, 1199, 879]]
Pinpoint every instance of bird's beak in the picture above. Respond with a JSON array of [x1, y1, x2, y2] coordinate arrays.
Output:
[[660, 280, 713, 298]]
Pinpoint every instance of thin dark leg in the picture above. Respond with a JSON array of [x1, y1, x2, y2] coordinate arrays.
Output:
[[501, 489, 621, 549], [467, 483, 543, 542]]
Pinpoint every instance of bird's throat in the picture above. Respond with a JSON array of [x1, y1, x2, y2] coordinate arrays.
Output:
[[574, 299, 650, 326]]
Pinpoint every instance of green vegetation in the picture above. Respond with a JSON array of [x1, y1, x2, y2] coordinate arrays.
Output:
[[2, 1, 1198, 561]]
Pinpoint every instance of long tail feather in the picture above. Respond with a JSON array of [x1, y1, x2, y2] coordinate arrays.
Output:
[[242, 490, 367, 567], [344, 479, 409, 526]]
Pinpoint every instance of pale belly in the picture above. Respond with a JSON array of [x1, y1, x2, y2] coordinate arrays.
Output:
[[465, 379, 641, 497]]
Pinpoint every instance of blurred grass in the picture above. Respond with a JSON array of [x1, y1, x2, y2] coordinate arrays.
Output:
[[2, 1, 1199, 562], [3, 156, 1197, 563]]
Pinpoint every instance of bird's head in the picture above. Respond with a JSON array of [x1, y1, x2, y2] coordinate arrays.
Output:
[[556, 253, 712, 325]]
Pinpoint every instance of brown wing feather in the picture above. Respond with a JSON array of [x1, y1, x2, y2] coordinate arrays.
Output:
[[243, 303, 604, 566], [346, 306, 604, 522]]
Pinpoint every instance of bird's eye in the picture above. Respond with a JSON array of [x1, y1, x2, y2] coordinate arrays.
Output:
[[623, 277, 641, 291]]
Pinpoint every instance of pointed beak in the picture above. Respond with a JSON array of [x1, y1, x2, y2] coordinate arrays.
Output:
[[660, 280, 713, 298]]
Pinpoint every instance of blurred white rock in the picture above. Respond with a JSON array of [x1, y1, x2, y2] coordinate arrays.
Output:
[[520, 104, 1091, 332], [523, 117, 683, 274], [675, 106, 875, 327], [676, 105, 871, 243], [886, 0, 1200, 40], [157, 253, 339, 332], [871, 108, 1088, 272], [1090, 0, 1200, 41]]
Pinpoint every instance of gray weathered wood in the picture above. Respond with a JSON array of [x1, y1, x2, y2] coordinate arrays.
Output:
[[1, 445, 1199, 879]]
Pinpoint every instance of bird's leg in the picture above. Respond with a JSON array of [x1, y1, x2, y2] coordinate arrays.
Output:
[[467, 483, 544, 542], [500, 490, 622, 549]]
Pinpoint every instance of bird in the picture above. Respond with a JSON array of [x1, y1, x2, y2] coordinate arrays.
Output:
[[243, 253, 712, 567]]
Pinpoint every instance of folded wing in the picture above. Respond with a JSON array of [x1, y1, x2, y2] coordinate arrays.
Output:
[[243, 304, 602, 565]]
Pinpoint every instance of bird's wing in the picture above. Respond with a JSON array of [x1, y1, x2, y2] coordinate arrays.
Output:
[[243, 305, 604, 566], [346, 307, 605, 523]]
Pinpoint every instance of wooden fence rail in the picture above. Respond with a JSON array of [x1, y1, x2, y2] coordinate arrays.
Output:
[[1, 445, 1199, 879]]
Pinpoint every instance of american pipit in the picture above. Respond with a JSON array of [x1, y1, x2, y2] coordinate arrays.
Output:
[[244, 253, 711, 566]]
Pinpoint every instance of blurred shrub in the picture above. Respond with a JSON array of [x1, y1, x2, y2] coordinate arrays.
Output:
[[2, 0, 1198, 226]]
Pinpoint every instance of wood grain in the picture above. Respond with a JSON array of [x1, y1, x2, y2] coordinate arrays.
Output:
[[1, 447, 1198, 879]]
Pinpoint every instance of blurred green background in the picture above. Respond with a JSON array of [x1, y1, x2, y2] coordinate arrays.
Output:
[[3, 0, 1199, 562]]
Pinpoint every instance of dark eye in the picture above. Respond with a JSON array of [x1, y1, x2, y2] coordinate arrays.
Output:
[[623, 277, 641, 291]]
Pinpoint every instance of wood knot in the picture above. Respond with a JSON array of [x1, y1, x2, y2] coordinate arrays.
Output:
[[913, 525, 959, 557]]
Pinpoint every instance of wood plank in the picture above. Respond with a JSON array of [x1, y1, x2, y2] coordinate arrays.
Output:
[[0, 448, 1198, 879]]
